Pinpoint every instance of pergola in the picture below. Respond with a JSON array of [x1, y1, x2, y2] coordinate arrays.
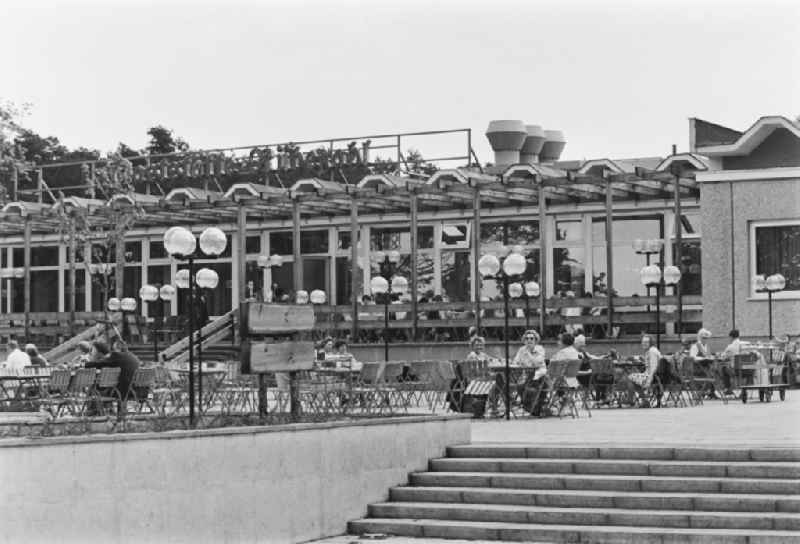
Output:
[[0, 153, 707, 342]]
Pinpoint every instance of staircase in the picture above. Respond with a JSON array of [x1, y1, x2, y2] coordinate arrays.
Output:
[[157, 308, 238, 365], [350, 445, 800, 543]]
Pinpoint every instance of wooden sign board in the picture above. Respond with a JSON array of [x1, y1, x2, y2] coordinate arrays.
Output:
[[242, 340, 315, 373], [242, 303, 315, 335]]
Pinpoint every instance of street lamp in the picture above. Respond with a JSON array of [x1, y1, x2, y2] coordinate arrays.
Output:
[[140, 283, 176, 363], [370, 274, 408, 362], [754, 273, 786, 341], [640, 264, 681, 350], [632, 239, 664, 266], [478, 248, 527, 420], [256, 254, 284, 301], [164, 225, 227, 426], [195, 267, 219, 409]]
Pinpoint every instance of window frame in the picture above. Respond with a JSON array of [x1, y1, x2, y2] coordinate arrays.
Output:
[[749, 218, 800, 300]]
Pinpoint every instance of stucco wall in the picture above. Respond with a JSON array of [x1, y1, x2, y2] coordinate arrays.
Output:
[[701, 175, 800, 346], [0, 415, 470, 544]]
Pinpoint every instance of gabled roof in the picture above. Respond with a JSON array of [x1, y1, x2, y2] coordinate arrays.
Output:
[[164, 188, 223, 202], [690, 118, 743, 148], [694, 116, 800, 156], [655, 153, 710, 172]]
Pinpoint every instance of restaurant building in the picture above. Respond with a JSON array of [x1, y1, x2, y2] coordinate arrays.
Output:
[[0, 115, 797, 346]]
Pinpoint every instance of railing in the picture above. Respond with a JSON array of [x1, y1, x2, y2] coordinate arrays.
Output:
[[0, 311, 107, 347], [43, 322, 119, 366], [159, 308, 237, 365]]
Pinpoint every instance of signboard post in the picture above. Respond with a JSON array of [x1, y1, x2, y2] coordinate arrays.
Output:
[[240, 302, 316, 418]]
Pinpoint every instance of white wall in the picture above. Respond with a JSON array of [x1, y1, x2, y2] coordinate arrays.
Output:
[[0, 415, 470, 544]]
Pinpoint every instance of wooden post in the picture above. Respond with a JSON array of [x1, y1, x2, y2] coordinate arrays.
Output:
[[472, 186, 481, 335], [115, 226, 125, 299], [538, 180, 547, 336], [350, 197, 359, 341], [11, 166, 18, 201], [23, 217, 31, 343], [604, 170, 615, 336], [673, 166, 683, 337], [68, 224, 77, 337], [410, 192, 419, 341], [290, 199, 302, 418], [237, 204, 247, 306], [36, 169, 43, 204]]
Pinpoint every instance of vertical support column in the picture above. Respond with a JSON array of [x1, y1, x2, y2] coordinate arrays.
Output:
[[410, 192, 419, 341], [537, 180, 547, 336], [115, 227, 125, 299], [36, 169, 43, 204], [350, 197, 359, 340], [673, 167, 683, 337], [68, 226, 77, 336], [292, 200, 302, 293], [10, 167, 18, 201], [236, 204, 247, 306], [23, 217, 31, 342], [472, 186, 481, 335], [604, 170, 615, 336]]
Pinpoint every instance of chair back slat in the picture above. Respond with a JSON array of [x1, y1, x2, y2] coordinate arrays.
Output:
[[589, 358, 615, 376], [382, 362, 405, 382], [132, 367, 156, 388], [48, 369, 72, 391], [96, 367, 121, 388], [69, 369, 97, 391], [357, 362, 385, 385]]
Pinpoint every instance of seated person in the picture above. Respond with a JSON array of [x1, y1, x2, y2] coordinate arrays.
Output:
[[466, 336, 498, 364], [66, 341, 93, 369], [627, 335, 661, 389], [2, 340, 31, 372], [512, 330, 546, 378], [316, 337, 335, 364], [689, 328, 713, 359], [332, 339, 361, 370], [552, 333, 580, 361], [25, 344, 48, 367], [86, 341, 141, 401]]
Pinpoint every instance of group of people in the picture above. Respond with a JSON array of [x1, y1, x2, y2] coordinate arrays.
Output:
[[315, 337, 361, 370], [0, 340, 48, 371]]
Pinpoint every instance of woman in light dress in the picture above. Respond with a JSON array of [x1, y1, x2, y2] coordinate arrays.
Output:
[[628, 335, 661, 388]]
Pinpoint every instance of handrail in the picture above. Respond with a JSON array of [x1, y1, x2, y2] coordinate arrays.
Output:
[[158, 308, 237, 363]]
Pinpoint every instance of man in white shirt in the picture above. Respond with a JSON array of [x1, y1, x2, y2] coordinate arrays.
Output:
[[3, 340, 31, 372], [552, 333, 581, 361], [721, 329, 743, 359]]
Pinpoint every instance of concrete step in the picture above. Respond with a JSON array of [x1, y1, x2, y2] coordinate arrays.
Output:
[[349, 518, 800, 543], [390, 486, 800, 512], [368, 502, 800, 531], [410, 471, 800, 494], [430, 457, 800, 479], [446, 445, 800, 462]]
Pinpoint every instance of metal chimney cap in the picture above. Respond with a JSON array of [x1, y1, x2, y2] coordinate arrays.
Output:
[[543, 129, 566, 143]]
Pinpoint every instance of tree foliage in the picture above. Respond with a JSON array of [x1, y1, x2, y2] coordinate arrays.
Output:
[[147, 125, 189, 154]]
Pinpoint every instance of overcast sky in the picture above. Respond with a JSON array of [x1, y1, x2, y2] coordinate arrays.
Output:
[[4, 0, 799, 164]]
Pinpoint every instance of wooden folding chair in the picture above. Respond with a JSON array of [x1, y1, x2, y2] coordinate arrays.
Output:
[[125, 367, 157, 415], [92, 367, 122, 417]]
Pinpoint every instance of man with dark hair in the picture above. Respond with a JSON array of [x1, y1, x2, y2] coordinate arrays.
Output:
[[719, 329, 743, 394], [552, 333, 580, 361], [86, 340, 141, 401]]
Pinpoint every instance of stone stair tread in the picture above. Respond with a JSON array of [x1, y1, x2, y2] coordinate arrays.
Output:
[[434, 457, 800, 468], [414, 471, 800, 484], [349, 518, 800, 538], [372, 502, 800, 519]]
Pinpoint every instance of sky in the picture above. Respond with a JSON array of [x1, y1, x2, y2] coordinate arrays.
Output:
[[3, 0, 799, 164]]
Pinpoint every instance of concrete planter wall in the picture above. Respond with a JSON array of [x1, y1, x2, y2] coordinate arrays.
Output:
[[0, 415, 470, 544]]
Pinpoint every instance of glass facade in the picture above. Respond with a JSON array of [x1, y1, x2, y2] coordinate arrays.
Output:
[[754, 223, 800, 292]]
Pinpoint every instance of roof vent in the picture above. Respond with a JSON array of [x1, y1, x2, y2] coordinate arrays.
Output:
[[539, 130, 566, 162], [485, 120, 526, 167], [520, 125, 546, 165]]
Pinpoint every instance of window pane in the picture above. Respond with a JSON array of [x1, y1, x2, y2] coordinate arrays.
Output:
[[30, 270, 58, 312], [336, 256, 360, 305], [556, 220, 582, 242], [62, 269, 86, 312], [271, 262, 294, 301], [123, 266, 142, 299], [1, 250, 7, 268], [370, 254, 433, 299], [592, 215, 662, 243], [370, 227, 433, 251], [338, 231, 352, 251], [150, 240, 168, 260], [441, 224, 468, 247], [270, 232, 293, 255], [441, 251, 471, 302], [12, 248, 22, 266], [246, 236, 261, 254], [245, 261, 263, 300], [301, 230, 328, 254], [755, 224, 800, 291], [124, 241, 142, 263], [553, 247, 586, 296], [592, 246, 651, 296], [480, 221, 540, 248], [31, 246, 59, 267], [674, 240, 702, 296]]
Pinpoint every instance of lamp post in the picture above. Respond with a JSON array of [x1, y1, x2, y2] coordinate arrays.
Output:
[[256, 254, 284, 301], [195, 267, 219, 413], [370, 275, 408, 361], [754, 273, 786, 341], [639, 264, 681, 350], [478, 248, 527, 420], [106, 296, 136, 344], [140, 284, 176, 363], [164, 226, 227, 426]]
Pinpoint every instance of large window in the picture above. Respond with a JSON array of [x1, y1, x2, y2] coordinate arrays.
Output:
[[751, 220, 800, 296], [370, 226, 434, 251]]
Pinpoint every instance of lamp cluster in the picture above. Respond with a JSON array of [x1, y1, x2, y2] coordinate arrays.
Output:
[[753, 273, 786, 293], [632, 238, 664, 255], [0, 268, 25, 279]]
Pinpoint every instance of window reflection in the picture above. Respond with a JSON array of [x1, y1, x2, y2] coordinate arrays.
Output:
[[441, 251, 470, 302], [553, 248, 585, 296]]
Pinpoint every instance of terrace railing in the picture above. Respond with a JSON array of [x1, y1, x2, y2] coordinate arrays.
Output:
[[0, 311, 108, 350], [159, 308, 237, 365]]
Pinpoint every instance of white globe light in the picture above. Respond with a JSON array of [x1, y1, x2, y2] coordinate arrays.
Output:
[[199, 227, 227, 256], [646, 239, 664, 253], [196, 267, 219, 289], [107, 297, 121, 311], [120, 297, 137, 312], [86, 263, 98, 275], [766, 273, 786, 292], [0, 269, 12, 279], [387, 250, 401, 264], [510, 244, 524, 255], [663, 265, 682, 286], [295, 290, 309, 304], [310, 289, 326, 304], [525, 281, 540, 297], [640, 265, 661, 287], [270, 254, 283, 267], [13, 268, 25, 279], [159, 284, 176, 300], [164, 226, 196, 257], [175, 269, 191, 289], [391, 275, 408, 294], [632, 239, 645, 253], [753, 274, 767, 291], [370, 276, 389, 295], [478, 254, 500, 277], [503, 252, 527, 276], [508, 282, 523, 298], [373, 250, 386, 264], [257, 255, 269, 268], [139, 284, 159, 302], [97, 263, 112, 275]]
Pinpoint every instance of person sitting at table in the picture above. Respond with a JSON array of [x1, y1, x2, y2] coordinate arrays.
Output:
[[86, 341, 140, 404], [466, 336, 497, 364], [512, 330, 546, 373], [552, 333, 580, 361], [67, 341, 93, 369], [25, 344, 48, 367], [627, 334, 661, 390], [689, 329, 713, 359], [2, 340, 31, 372], [333, 339, 361, 370], [317, 337, 335, 363]]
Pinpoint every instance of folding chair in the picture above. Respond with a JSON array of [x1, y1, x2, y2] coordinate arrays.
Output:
[[125, 367, 157, 415], [62, 369, 98, 417], [38, 369, 72, 418], [348, 362, 387, 415], [92, 367, 122, 417], [588, 358, 616, 407], [522, 361, 567, 417], [152, 366, 185, 415]]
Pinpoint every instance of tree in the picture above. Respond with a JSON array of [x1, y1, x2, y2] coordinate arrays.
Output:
[[147, 125, 189, 155], [116, 142, 141, 158]]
